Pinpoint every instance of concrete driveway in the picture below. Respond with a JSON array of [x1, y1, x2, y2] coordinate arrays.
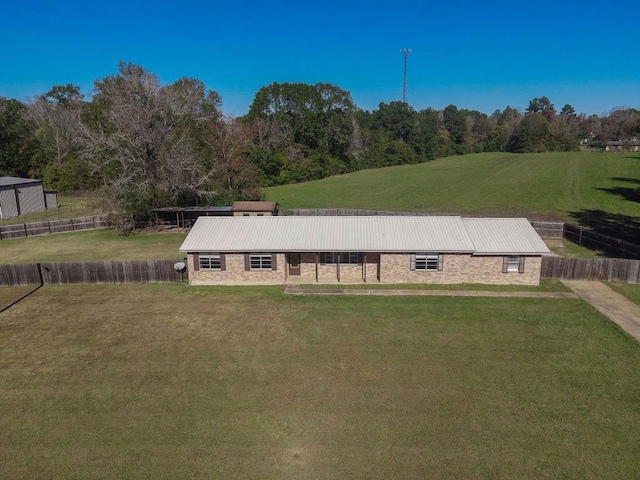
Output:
[[563, 281, 640, 342]]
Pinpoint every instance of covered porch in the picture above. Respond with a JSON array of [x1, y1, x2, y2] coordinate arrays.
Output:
[[284, 252, 380, 284]]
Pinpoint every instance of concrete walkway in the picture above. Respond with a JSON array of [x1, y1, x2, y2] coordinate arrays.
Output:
[[562, 281, 640, 342], [284, 284, 577, 299]]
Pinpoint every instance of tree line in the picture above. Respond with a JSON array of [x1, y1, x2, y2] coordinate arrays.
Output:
[[1, 62, 639, 225]]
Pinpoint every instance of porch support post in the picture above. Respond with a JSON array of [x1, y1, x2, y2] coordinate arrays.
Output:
[[363, 252, 367, 283], [315, 253, 319, 283]]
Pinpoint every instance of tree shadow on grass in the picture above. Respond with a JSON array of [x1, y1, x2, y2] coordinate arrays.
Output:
[[611, 177, 640, 185], [0, 285, 42, 314], [597, 186, 640, 203], [569, 210, 640, 244]]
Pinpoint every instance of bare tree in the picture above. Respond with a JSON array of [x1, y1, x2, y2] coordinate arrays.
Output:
[[203, 116, 262, 202], [79, 62, 222, 226], [28, 84, 83, 168]]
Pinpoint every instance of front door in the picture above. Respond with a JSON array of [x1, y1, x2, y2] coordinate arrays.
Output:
[[288, 253, 301, 276]]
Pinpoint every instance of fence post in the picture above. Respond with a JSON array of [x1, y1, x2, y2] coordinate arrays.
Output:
[[37, 263, 44, 286]]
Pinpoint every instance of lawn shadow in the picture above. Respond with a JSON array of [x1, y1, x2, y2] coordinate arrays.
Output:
[[611, 177, 640, 185], [596, 186, 640, 203], [0, 285, 42, 314], [569, 209, 640, 244]]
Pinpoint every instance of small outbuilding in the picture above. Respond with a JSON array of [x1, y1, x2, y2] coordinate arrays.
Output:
[[231, 201, 279, 216], [152, 206, 233, 229], [179, 216, 551, 286], [0, 177, 53, 219]]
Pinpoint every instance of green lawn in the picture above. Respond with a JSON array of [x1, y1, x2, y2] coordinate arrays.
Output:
[[298, 278, 571, 292], [1, 284, 639, 479], [546, 239, 606, 258], [609, 283, 640, 306], [0, 229, 186, 263], [266, 151, 640, 223]]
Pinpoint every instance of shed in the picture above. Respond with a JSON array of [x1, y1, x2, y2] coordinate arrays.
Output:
[[152, 206, 233, 229], [231, 201, 279, 216], [0, 177, 47, 219]]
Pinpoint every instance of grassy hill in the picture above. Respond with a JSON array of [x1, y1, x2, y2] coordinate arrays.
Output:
[[265, 151, 640, 226]]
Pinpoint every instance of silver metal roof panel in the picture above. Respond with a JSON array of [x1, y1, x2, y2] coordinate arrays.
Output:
[[180, 216, 476, 253], [462, 218, 551, 255], [0, 177, 42, 187]]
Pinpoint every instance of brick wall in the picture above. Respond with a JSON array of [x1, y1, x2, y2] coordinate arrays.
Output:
[[188, 253, 285, 285], [380, 254, 542, 285], [187, 253, 542, 286]]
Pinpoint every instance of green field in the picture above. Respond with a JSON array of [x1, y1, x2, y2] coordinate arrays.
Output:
[[1, 284, 639, 478], [265, 151, 640, 225], [0, 229, 187, 263]]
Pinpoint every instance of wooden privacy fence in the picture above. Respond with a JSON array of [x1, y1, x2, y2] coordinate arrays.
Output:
[[563, 224, 640, 259], [541, 256, 640, 283], [530, 221, 564, 239], [0, 215, 110, 240], [0, 260, 188, 286], [284, 208, 454, 217]]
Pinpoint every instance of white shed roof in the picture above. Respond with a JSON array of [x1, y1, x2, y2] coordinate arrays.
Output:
[[179, 216, 550, 255]]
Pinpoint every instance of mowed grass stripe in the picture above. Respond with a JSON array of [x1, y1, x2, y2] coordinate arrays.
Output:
[[0, 229, 187, 264], [1, 284, 639, 478], [266, 151, 640, 220]]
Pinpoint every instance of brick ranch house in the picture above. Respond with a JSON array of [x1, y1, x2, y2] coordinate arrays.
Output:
[[179, 216, 551, 286]]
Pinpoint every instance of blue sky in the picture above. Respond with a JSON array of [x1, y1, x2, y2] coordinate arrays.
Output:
[[1, 0, 639, 116]]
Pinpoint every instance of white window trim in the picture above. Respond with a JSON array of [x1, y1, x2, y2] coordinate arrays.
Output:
[[411, 253, 443, 271], [503, 256, 525, 273], [199, 254, 222, 270], [250, 253, 272, 270]]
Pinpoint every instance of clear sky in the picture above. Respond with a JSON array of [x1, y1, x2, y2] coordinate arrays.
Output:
[[1, 0, 639, 117]]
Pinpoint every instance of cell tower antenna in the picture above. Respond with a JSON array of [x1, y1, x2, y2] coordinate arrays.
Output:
[[400, 48, 412, 103]]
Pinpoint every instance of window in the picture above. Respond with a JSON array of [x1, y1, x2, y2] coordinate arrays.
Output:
[[320, 252, 364, 265], [503, 256, 525, 273], [195, 253, 225, 271], [249, 253, 272, 270], [411, 253, 443, 271]]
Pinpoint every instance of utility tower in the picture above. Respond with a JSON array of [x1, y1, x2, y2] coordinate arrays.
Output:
[[400, 48, 412, 103]]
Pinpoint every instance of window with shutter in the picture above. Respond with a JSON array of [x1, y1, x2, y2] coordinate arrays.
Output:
[[199, 254, 222, 270], [249, 253, 273, 270], [504, 256, 522, 273], [413, 253, 443, 271]]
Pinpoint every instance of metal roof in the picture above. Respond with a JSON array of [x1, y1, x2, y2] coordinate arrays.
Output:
[[0, 177, 43, 187], [462, 218, 551, 255], [179, 216, 550, 255], [151, 206, 232, 213]]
